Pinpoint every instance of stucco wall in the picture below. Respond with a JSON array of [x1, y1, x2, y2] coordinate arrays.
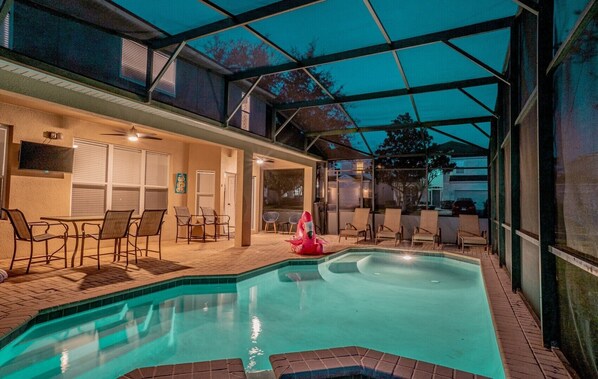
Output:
[[0, 101, 227, 259]]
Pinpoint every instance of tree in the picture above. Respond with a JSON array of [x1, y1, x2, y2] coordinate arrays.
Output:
[[263, 169, 304, 209], [375, 113, 455, 211], [202, 37, 353, 147]]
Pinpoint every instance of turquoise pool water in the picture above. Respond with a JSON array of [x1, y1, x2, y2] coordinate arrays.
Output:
[[0, 252, 504, 378]]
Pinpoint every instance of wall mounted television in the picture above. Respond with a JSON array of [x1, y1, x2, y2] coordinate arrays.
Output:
[[18, 141, 75, 173]]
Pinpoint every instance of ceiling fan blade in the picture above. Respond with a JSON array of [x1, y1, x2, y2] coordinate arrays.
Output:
[[101, 133, 127, 136], [140, 136, 162, 140]]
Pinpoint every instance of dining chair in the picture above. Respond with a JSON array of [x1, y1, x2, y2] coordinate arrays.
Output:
[[287, 213, 301, 234], [81, 210, 134, 269], [2, 208, 68, 273], [173, 206, 205, 243], [262, 211, 279, 233], [200, 207, 230, 241], [128, 209, 166, 260]]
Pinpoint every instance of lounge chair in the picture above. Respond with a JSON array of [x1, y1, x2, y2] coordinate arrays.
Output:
[[376, 208, 403, 246], [128, 209, 166, 260], [200, 206, 230, 241], [411, 210, 440, 249], [263, 211, 279, 233], [174, 206, 205, 243], [81, 210, 134, 269], [457, 214, 488, 253], [339, 208, 371, 243], [2, 208, 68, 273]]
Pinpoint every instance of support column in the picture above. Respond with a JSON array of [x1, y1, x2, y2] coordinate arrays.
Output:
[[497, 119, 506, 266], [537, 0, 559, 348], [510, 19, 522, 291], [235, 148, 253, 247]]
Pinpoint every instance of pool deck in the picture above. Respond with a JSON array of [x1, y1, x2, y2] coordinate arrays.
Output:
[[0, 234, 572, 379]]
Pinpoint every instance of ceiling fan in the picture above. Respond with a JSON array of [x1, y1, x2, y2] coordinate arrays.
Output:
[[253, 156, 274, 165], [101, 126, 162, 141]]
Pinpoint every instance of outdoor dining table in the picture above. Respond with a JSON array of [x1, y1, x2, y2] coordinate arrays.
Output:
[[40, 215, 140, 267]]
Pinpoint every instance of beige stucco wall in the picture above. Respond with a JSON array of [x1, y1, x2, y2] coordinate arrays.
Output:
[[0, 101, 230, 259]]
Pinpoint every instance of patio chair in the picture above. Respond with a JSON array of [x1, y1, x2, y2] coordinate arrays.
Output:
[[81, 210, 133, 269], [457, 214, 488, 253], [2, 208, 68, 273], [174, 206, 205, 243], [128, 209, 166, 260], [411, 210, 441, 249], [376, 208, 403, 246], [200, 206, 230, 241], [286, 212, 301, 234], [339, 208, 372, 243], [263, 211, 279, 233]]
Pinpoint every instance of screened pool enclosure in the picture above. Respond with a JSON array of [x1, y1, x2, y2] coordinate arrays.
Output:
[[0, 0, 596, 378]]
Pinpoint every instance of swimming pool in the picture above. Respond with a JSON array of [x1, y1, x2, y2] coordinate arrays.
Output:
[[0, 251, 504, 378]]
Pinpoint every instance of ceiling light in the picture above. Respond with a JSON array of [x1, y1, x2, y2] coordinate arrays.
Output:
[[256, 158, 264, 164], [127, 135, 139, 142]]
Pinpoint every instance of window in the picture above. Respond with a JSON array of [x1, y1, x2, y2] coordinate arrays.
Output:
[[195, 170, 215, 214], [71, 140, 169, 216], [0, 10, 10, 48], [121, 38, 176, 95], [241, 93, 251, 131], [0, 125, 8, 209]]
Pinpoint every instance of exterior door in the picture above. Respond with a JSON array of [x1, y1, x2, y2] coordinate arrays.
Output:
[[224, 173, 236, 228]]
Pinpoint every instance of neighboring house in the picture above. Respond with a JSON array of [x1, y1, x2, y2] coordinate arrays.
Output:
[[435, 142, 489, 215]]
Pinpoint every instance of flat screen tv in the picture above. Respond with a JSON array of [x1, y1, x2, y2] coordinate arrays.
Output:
[[18, 141, 75, 173]]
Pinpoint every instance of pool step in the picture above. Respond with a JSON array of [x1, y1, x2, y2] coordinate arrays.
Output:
[[277, 265, 323, 282], [327, 254, 369, 273]]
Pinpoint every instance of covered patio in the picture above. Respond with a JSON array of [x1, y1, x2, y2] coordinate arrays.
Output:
[[0, 0, 596, 378]]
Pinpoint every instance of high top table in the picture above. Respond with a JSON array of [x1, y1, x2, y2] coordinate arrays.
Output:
[[41, 215, 140, 267]]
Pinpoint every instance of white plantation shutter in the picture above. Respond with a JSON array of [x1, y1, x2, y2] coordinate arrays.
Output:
[[71, 139, 168, 215], [73, 141, 107, 183], [72, 185, 106, 216], [145, 188, 168, 209], [195, 171, 215, 214], [0, 12, 9, 48], [121, 38, 176, 95], [112, 147, 141, 185], [112, 187, 140, 213], [153, 51, 176, 95], [145, 152, 168, 186], [121, 39, 147, 84]]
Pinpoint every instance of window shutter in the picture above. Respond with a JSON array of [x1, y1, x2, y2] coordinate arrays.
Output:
[[73, 141, 107, 183], [113, 147, 141, 185], [72, 185, 106, 216], [145, 152, 168, 186], [121, 39, 147, 85], [0, 12, 9, 48], [153, 51, 176, 95], [112, 187, 140, 214], [145, 188, 168, 210]]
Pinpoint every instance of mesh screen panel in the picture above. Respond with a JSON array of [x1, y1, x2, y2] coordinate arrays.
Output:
[[553, 19, 598, 261], [504, 140, 511, 224], [519, 103, 539, 235]]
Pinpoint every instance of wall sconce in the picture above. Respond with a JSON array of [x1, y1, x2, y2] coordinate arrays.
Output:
[[43, 131, 63, 140]]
